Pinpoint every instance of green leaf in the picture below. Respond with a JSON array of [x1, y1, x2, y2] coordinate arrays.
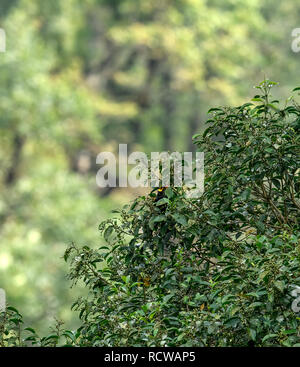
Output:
[[45, 334, 59, 341], [63, 331, 76, 342], [224, 317, 240, 328], [172, 213, 188, 227], [208, 107, 222, 113], [6, 306, 20, 314], [274, 280, 285, 292], [104, 226, 114, 241], [165, 187, 174, 199], [156, 198, 169, 206], [163, 294, 174, 303], [262, 334, 277, 343], [248, 328, 256, 341], [9, 318, 23, 325], [283, 329, 297, 335], [149, 215, 166, 229]]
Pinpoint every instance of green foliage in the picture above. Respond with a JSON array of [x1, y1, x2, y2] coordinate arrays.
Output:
[[1, 82, 299, 347], [0, 307, 24, 347], [1, 0, 300, 342], [0, 307, 78, 346], [59, 82, 298, 346], [76, 0, 300, 152], [0, 0, 118, 333]]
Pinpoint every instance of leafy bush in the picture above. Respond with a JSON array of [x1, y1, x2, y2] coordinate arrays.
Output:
[[63, 81, 299, 346], [1, 81, 299, 346]]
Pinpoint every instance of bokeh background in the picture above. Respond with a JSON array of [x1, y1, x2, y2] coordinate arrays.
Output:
[[0, 0, 299, 334]]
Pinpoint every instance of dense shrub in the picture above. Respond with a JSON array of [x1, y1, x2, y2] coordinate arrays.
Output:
[[1, 81, 299, 346]]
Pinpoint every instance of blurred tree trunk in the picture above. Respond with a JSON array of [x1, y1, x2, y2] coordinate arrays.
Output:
[[188, 96, 201, 152], [161, 70, 174, 151], [5, 132, 25, 186]]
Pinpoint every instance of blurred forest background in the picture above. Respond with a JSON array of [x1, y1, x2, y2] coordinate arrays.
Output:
[[0, 0, 299, 334]]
